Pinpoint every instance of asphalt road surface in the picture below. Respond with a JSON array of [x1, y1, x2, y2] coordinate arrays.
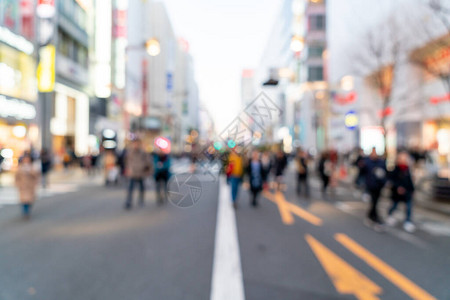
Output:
[[0, 164, 449, 300]]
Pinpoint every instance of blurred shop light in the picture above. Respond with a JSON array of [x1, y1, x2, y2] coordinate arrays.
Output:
[[103, 129, 116, 139], [361, 126, 385, 155], [437, 129, 449, 155], [278, 68, 295, 79], [0, 95, 36, 120], [37, 0, 56, 18], [227, 140, 236, 149], [315, 90, 326, 100], [283, 135, 293, 154], [155, 137, 171, 153], [28, 125, 39, 142], [190, 130, 199, 139], [341, 75, 354, 91], [213, 141, 223, 150], [0, 149, 13, 159], [292, 0, 305, 15], [0, 27, 34, 55], [207, 146, 215, 155], [277, 127, 290, 140], [50, 118, 67, 136], [146, 38, 160, 56], [102, 140, 117, 149], [290, 36, 304, 53], [95, 0, 112, 98], [12, 126, 27, 138], [75, 0, 92, 11]]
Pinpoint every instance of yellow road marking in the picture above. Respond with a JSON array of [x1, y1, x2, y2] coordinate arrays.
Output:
[[263, 191, 322, 226], [305, 234, 382, 300], [335, 234, 436, 300]]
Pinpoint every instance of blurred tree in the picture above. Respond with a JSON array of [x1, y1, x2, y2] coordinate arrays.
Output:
[[410, 0, 450, 96], [350, 13, 407, 155]]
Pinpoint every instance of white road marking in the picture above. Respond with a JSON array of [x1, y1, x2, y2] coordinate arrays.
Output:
[[210, 178, 245, 300]]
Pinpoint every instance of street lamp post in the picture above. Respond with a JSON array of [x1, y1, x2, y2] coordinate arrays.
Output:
[[125, 38, 160, 131]]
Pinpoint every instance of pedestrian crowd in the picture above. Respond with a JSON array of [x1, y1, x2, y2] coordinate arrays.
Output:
[[8, 139, 422, 234], [224, 145, 419, 233], [8, 138, 172, 219]]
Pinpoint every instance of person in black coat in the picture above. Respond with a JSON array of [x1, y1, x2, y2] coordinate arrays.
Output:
[[318, 151, 332, 193], [247, 150, 264, 207], [295, 149, 309, 197], [386, 151, 416, 232], [260, 151, 272, 189], [273, 149, 288, 191], [40, 148, 52, 188], [363, 147, 387, 225]]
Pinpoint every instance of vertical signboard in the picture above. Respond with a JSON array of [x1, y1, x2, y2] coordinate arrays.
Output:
[[37, 44, 55, 92]]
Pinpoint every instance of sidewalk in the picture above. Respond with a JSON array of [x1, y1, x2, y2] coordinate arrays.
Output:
[[0, 168, 103, 205], [0, 167, 102, 187]]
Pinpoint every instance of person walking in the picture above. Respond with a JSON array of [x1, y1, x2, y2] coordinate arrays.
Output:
[[318, 151, 332, 193], [363, 147, 387, 228], [124, 139, 152, 209], [261, 151, 272, 190], [386, 151, 416, 232], [40, 148, 52, 188], [227, 150, 244, 208], [247, 150, 264, 207], [153, 148, 171, 205], [353, 148, 366, 189], [295, 149, 309, 197], [273, 149, 288, 191], [104, 150, 118, 186], [15, 154, 40, 219]]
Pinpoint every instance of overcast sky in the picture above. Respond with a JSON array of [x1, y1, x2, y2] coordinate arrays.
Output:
[[162, 0, 281, 131]]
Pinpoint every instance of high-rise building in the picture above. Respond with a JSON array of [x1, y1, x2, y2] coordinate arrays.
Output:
[[257, 0, 328, 153], [45, 0, 92, 159]]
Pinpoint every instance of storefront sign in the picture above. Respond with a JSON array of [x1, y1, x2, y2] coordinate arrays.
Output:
[[0, 26, 34, 54], [334, 91, 357, 105], [37, 0, 55, 18], [0, 44, 36, 102], [430, 93, 450, 104], [0, 94, 36, 120], [37, 44, 55, 92], [345, 111, 358, 130], [0, 0, 19, 31]]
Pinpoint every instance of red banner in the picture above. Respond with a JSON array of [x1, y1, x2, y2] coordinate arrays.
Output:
[[430, 93, 450, 104]]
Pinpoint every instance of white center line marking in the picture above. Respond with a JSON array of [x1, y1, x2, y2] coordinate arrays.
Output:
[[210, 178, 245, 300]]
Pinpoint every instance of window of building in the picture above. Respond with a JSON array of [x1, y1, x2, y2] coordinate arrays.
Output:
[[58, 30, 71, 57], [308, 46, 324, 58], [309, 15, 326, 31], [308, 66, 323, 81]]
